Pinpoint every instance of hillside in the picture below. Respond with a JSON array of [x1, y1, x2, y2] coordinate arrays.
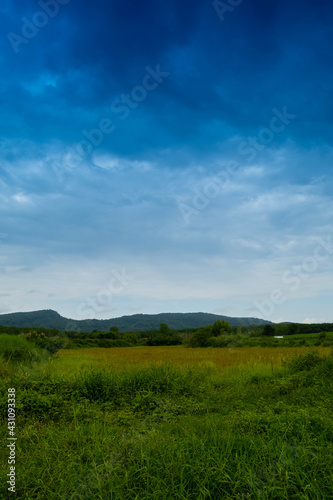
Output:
[[0, 309, 273, 332]]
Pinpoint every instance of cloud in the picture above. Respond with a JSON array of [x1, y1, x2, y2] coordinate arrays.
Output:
[[0, 0, 332, 322], [302, 318, 326, 324]]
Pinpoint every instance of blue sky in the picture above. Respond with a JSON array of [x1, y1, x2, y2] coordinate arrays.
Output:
[[0, 0, 332, 323]]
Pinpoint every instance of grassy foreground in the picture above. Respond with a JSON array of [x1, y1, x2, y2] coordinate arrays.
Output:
[[1, 346, 333, 499]]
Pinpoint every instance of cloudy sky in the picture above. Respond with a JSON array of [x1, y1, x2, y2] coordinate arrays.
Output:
[[0, 0, 332, 324]]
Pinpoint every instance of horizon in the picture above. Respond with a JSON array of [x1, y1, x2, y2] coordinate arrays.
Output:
[[1, 0, 333, 324]]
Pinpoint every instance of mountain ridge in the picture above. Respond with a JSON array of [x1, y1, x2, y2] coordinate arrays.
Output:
[[0, 309, 273, 332]]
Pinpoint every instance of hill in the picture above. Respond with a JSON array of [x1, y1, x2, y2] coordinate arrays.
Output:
[[0, 309, 273, 332]]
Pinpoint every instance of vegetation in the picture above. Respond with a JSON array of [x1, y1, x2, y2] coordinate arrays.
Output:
[[1, 318, 333, 352], [185, 320, 333, 348], [0, 309, 273, 332], [1, 344, 333, 498], [0, 334, 50, 363]]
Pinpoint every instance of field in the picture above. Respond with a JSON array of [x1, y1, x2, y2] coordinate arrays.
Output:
[[57, 344, 331, 372], [1, 344, 333, 499]]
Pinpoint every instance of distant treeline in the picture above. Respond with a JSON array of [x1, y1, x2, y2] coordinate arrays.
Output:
[[0, 322, 333, 352], [0, 323, 184, 351], [1, 322, 333, 338], [0, 325, 61, 336]]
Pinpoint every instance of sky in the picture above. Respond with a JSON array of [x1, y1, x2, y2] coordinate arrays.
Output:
[[0, 0, 332, 324]]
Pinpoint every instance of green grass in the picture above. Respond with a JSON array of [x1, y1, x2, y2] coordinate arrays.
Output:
[[1, 348, 333, 498], [0, 334, 45, 363]]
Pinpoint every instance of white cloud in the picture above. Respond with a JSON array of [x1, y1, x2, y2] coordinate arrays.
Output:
[[12, 193, 32, 204], [302, 317, 326, 324]]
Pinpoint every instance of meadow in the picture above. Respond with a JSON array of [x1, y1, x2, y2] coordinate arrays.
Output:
[[56, 344, 331, 372], [1, 340, 333, 499]]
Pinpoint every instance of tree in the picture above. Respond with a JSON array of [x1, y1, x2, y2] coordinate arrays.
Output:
[[159, 323, 170, 335], [212, 320, 232, 337], [221, 320, 233, 334], [110, 326, 119, 333], [186, 327, 212, 347], [212, 320, 223, 336], [288, 323, 299, 336], [263, 324, 275, 337]]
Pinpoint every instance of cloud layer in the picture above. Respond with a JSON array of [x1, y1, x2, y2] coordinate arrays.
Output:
[[0, 0, 332, 322]]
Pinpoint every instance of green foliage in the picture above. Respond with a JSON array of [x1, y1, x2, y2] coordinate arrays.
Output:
[[209, 334, 244, 348], [212, 319, 233, 336], [1, 314, 333, 352], [221, 320, 233, 334], [0, 334, 47, 363], [159, 323, 170, 335], [212, 319, 223, 336], [185, 326, 212, 347], [19, 331, 68, 354], [187, 321, 234, 347], [283, 350, 329, 373], [72, 364, 208, 405], [146, 334, 182, 346], [71, 338, 132, 348], [288, 323, 300, 335], [98, 331, 117, 340], [0, 325, 61, 337], [209, 335, 229, 347], [1, 350, 333, 498], [263, 324, 275, 337]]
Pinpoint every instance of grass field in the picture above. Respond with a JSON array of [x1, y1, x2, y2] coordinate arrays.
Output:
[[1, 344, 333, 499], [55, 345, 332, 373]]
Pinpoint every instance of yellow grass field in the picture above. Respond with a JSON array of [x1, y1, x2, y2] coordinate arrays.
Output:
[[55, 345, 332, 375]]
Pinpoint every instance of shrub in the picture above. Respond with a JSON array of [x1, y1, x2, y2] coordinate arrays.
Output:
[[209, 335, 228, 348], [185, 327, 212, 347], [146, 334, 183, 346], [111, 339, 133, 347], [0, 334, 45, 363], [284, 350, 324, 373], [316, 354, 333, 377], [33, 336, 68, 353]]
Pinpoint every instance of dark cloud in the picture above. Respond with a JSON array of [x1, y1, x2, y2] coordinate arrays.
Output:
[[0, 0, 332, 149], [0, 0, 333, 321]]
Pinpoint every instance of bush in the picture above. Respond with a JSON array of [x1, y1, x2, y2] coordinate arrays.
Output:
[[209, 335, 228, 348], [186, 327, 212, 347], [284, 350, 325, 373], [0, 334, 46, 363], [33, 336, 68, 354], [146, 334, 183, 346], [316, 354, 333, 377]]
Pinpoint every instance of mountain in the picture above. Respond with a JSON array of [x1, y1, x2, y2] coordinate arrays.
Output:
[[0, 309, 273, 332]]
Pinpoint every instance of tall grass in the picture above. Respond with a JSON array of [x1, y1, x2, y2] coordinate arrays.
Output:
[[73, 363, 209, 404], [1, 348, 333, 498], [0, 334, 47, 363]]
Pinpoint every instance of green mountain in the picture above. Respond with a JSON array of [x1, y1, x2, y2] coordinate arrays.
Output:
[[0, 309, 273, 332]]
